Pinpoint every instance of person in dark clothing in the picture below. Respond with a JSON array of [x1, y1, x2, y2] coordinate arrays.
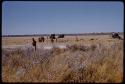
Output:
[[50, 34, 56, 43], [41, 37, 45, 42], [32, 38, 36, 51]]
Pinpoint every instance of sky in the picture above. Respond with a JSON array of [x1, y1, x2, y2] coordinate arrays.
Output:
[[2, 1, 124, 35]]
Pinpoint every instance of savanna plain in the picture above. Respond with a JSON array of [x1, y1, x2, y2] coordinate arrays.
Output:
[[2, 34, 124, 83]]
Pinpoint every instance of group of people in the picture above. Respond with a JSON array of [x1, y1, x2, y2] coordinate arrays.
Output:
[[32, 34, 65, 51], [32, 32, 122, 51]]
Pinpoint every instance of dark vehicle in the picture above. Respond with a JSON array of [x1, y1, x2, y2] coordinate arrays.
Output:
[[112, 32, 122, 39], [58, 34, 64, 38]]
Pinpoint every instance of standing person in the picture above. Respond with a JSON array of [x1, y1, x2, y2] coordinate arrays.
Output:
[[51, 38, 54, 43], [32, 38, 36, 51], [76, 35, 78, 42], [46, 36, 49, 43]]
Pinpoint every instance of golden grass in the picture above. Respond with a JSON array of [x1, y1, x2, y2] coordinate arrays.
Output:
[[2, 35, 111, 46], [2, 35, 123, 83]]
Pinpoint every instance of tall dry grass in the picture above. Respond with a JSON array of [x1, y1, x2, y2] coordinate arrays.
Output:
[[2, 40, 123, 83]]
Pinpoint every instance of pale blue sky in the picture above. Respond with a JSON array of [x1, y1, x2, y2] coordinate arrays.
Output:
[[2, 1, 123, 35]]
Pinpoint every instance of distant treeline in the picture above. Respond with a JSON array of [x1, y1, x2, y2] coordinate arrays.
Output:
[[2, 32, 123, 37]]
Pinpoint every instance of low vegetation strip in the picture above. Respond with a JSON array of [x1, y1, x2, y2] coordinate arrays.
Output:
[[2, 41, 123, 83]]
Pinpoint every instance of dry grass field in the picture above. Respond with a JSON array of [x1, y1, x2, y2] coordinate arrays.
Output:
[[2, 34, 124, 83]]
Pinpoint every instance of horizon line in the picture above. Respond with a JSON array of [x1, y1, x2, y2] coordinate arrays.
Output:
[[2, 32, 123, 36]]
